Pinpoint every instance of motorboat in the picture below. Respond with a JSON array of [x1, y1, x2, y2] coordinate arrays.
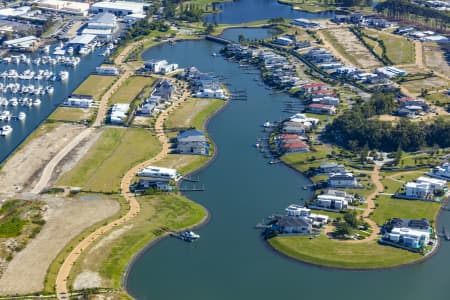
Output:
[[180, 231, 200, 241], [18, 112, 26, 120], [33, 98, 41, 106], [59, 71, 69, 81], [0, 125, 12, 136]]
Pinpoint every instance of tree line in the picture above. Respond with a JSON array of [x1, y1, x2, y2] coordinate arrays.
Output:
[[324, 92, 450, 152]]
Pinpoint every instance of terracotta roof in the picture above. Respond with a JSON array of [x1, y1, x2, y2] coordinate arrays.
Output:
[[302, 83, 327, 89], [283, 142, 309, 148], [308, 103, 334, 109]]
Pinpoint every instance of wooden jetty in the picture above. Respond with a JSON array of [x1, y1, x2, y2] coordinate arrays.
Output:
[[182, 176, 200, 182], [179, 184, 205, 192]]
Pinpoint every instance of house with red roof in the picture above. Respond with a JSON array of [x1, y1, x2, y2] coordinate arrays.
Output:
[[307, 103, 337, 115]]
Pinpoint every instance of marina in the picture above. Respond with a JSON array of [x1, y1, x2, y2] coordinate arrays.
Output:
[[0, 43, 107, 161]]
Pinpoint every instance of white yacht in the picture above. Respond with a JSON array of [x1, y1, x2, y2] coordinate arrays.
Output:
[[59, 71, 69, 81], [33, 98, 41, 106], [0, 125, 12, 136], [9, 98, 18, 107], [17, 112, 26, 120]]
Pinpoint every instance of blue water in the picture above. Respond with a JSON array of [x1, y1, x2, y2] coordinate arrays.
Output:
[[0, 46, 105, 163], [126, 28, 450, 300], [204, 0, 334, 24]]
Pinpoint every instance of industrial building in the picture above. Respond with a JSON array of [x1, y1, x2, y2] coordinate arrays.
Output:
[[37, 0, 90, 16], [3, 36, 39, 51], [82, 12, 118, 41], [90, 1, 147, 16], [67, 34, 97, 51], [0, 6, 31, 20]]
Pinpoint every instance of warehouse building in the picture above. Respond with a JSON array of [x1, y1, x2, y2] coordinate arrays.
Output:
[[90, 1, 147, 16], [82, 12, 118, 40], [37, 0, 90, 16]]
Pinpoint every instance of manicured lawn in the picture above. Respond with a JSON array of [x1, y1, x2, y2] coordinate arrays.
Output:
[[372, 195, 441, 226], [154, 154, 210, 175], [277, 0, 336, 12], [269, 235, 422, 269], [48, 107, 92, 122], [57, 128, 161, 193], [109, 76, 155, 105], [426, 92, 450, 107], [282, 144, 331, 172], [363, 29, 415, 64], [73, 75, 117, 100], [68, 193, 206, 289]]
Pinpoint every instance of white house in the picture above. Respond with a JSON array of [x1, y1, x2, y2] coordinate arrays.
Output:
[[291, 18, 320, 28], [276, 216, 312, 234], [328, 172, 359, 188], [110, 103, 129, 124], [384, 226, 430, 249], [273, 37, 293, 46], [427, 163, 450, 180], [316, 194, 348, 210], [144, 60, 178, 74], [96, 66, 119, 76], [176, 129, 209, 155], [63, 94, 93, 108], [137, 166, 182, 181], [317, 162, 346, 174], [415, 176, 447, 192], [285, 204, 311, 217], [405, 182, 432, 200], [195, 88, 227, 100]]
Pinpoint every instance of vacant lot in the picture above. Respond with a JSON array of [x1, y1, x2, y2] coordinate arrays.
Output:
[[363, 29, 415, 65], [269, 235, 421, 269], [0, 123, 85, 198], [0, 196, 119, 295], [49, 107, 93, 123], [424, 43, 450, 78], [57, 128, 161, 193], [401, 76, 449, 94], [372, 195, 441, 226], [73, 75, 117, 100], [109, 76, 155, 105], [70, 193, 206, 289], [321, 28, 381, 69]]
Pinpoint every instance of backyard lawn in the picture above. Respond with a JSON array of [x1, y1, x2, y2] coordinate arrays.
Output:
[[372, 195, 441, 226], [269, 235, 421, 269], [57, 127, 161, 193]]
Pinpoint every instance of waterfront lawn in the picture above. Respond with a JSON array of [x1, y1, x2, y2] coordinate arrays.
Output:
[[278, 0, 336, 12], [154, 154, 210, 175], [269, 235, 421, 269], [165, 98, 225, 131], [372, 195, 441, 226], [48, 107, 92, 123], [363, 29, 415, 65], [281, 144, 331, 172], [109, 76, 155, 105], [68, 193, 206, 289], [73, 75, 117, 100], [57, 128, 161, 193]]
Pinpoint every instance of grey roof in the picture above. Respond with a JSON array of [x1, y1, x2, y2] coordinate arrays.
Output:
[[68, 34, 96, 45], [90, 12, 116, 25], [277, 216, 310, 228], [177, 130, 207, 143]]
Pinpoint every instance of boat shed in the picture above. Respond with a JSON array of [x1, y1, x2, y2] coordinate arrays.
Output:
[[67, 34, 96, 49]]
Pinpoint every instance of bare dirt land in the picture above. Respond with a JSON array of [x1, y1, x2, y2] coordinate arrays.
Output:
[[423, 43, 450, 78], [0, 123, 85, 199], [0, 196, 119, 295], [323, 28, 382, 69]]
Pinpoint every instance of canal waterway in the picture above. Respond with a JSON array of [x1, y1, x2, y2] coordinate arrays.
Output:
[[204, 0, 334, 24], [0, 46, 105, 163], [127, 28, 450, 300]]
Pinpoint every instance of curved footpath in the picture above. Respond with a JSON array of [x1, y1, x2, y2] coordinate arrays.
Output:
[[55, 87, 190, 298]]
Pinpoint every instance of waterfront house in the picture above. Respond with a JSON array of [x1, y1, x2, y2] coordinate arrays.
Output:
[[317, 162, 346, 174], [137, 166, 181, 181], [404, 182, 433, 200], [382, 218, 431, 250], [427, 163, 450, 181], [328, 172, 359, 188], [176, 129, 209, 155], [63, 94, 94, 108], [282, 121, 307, 135], [275, 216, 312, 234], [311, 96, 340, 107], [285, 204, 310, 217], [324, 189, 355, 203], [144, 59, 178, 74], [415, 176, 447, 192], [153, 79, 176, 101], [133, 178, 174, 192], [301, 83, 328, 94], [273, 36, 294, 46], [282, 141, 309, 153], [109, 103, 129, 124], [289, 113, 320, 127], [316, 194, 348, 210], [307, 103, 336, 115]]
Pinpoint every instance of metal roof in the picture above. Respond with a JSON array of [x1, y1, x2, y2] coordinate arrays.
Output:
[[68, 34, 96, 45]]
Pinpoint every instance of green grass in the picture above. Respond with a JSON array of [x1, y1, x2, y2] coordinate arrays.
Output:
[[269, 235, 421, 269], [363, 29, 415, 65], [0, 217, 26, 238], [109, 76, 155, 105], [73, 75, 117, 101], [48, 107, 91, 122], [68, 193, 206, 289], [278, 0, 337, 12], [57, 128, 161, 193], [426, 92, 450, 107], [372, 195, 441, 226], [281, 144, 331, 172]]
